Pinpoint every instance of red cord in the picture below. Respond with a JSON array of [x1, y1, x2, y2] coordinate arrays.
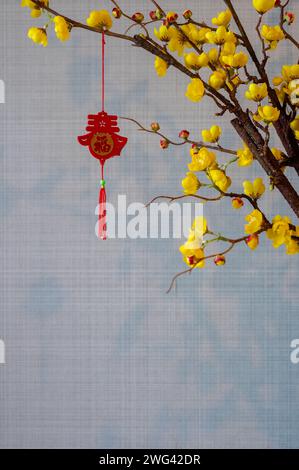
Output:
[[99, 162, 107, 240], [101, 31, 105, 112], [98, 33, 107, 239]]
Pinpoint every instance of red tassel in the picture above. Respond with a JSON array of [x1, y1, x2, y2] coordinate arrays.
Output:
[[99, 163, 107, 240], [99, 185, 107, 240]]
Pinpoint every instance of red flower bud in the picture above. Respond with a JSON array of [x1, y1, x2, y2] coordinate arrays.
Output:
[[183, 9, 193, 20], [112, 7, 122, 19], [246, 234, 259, 250], [179, 129, 190, 140], [160, 139, 169, 149], [149, 10, 158, 20], [214, 255, 226, 266], [232, 197, 244, 209], [132, 12, 144, 23], [284, 11, 295, 25], [167, 12, 178, 23], [275, 0, 281, 6], [151, 122, 160, 132]]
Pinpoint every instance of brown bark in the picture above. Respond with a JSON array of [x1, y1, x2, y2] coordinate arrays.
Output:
[[224, 0, 299, 173], [232, 113, 299, 218]]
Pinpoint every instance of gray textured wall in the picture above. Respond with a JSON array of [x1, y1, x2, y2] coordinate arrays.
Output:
[[0, 0, 299, 449]]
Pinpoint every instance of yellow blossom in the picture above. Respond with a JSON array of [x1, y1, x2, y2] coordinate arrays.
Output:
[[28, 27, 48, 47], [86, 10, 113, 30], [243, 178, 265, 199], [53, 16, 70, 42], [273, 77, 284, 88], [222, 52, 248, 68], [154, 25, 174, 42], [168, 25, 192, 55], [261, 25, 284, 49], [188, 147, 216, 171], [21, 0, 36, 6], [209, 169, 231, 192], [201, 125, 222, 143], [184, 52, 209, 70], [290, 118, 299, 139], [266, 215, 291, 248], [226, 75, 242, 91], [181, 172, 200, 194], [256, 105, 280, 123], [154, 56, 168, 77], [271, 147, 284, 161], [221, 41, 236, 56], [208, 48, 219, 66], [274, 84, 286, 103], [180, 225, 206, 268], [285, 227, 299, 255], [180, 240, 205, 268], [206, 26, 236, 45], [209, 70, 227, 90], [245, 209, 263, 234], [285, 80, 299, 105], [192, 216, 208, 237], [21, 0, 48, 18], [185, 78, 205, 102], [252, 0, 276, 14], [189, 26, 211, 45], [245, 83, 268, 102], [282, 65, 299, 82], [237, 144, 254, 167], [212, 9, 232, 27]]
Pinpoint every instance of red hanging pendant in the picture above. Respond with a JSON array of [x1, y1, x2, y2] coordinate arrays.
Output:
[[77, 31, 127, 239]]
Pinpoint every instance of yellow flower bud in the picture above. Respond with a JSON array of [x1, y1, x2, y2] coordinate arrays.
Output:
[[201, 125, 222, 143], [252, 0, 276, 14], [212, 9, 232, 27]]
